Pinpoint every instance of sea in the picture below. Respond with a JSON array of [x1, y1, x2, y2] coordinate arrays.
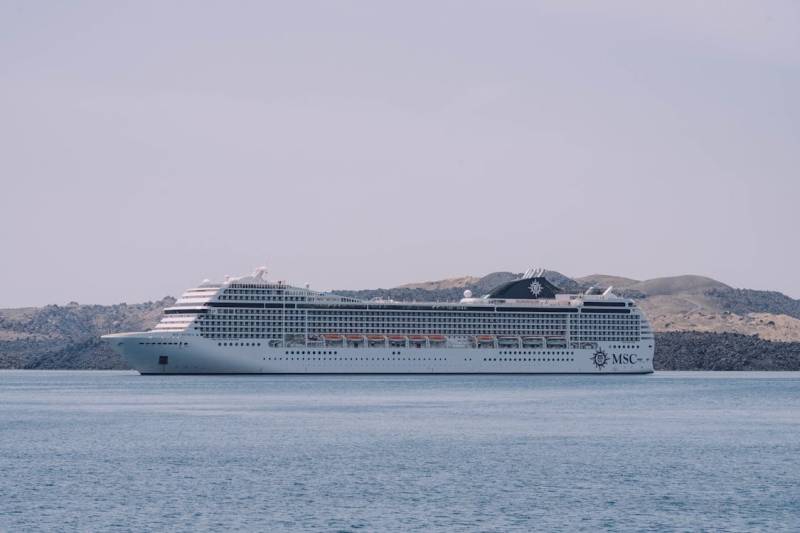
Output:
[[1, 371, 798, 532]]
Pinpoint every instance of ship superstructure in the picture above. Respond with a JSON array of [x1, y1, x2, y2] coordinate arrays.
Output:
[[103, 267, 654, 374]]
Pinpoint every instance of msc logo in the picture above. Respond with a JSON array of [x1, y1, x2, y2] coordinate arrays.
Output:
[[591, 349, 608, 370], [528, 280, 543, 297], [592, 349, 639, 370]]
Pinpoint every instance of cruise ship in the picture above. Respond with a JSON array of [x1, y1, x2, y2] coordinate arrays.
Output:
[[102, 267, 654, 375]]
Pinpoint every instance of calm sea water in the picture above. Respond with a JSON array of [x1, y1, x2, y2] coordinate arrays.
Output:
[[0, 371, 798, 532]]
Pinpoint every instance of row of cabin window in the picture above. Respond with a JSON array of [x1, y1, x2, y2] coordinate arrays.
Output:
[[201, 318, 597, 327], [218, 342, 262, 347], [219, 295, 306, 301], [205, 307, 638, 320]]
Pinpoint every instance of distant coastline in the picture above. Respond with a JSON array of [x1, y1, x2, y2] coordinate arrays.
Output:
[[2, 270, 800, 371], [2, 331, 798, 371]]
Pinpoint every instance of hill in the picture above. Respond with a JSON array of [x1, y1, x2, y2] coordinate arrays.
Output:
[[337, 270, 581, 302], [574, 274, 639, 288], [397, 276, 481, 290], [0, 298, 174, 369], [626, 275, 730, 296]]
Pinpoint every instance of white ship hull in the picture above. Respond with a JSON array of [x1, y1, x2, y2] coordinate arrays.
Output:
[[105, 333, 654, 375]]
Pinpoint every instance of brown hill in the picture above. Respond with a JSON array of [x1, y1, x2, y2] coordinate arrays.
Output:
[[650, 311, 800, 342], [398, 276, 481, 290], [627, 275, 730, 296], [574, 274, 639, 288]]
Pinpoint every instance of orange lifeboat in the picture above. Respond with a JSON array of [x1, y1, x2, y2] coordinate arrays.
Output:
[[322, 334, 343, 341], [475, 335, 495, 343], [428, 335, 446, 343], [409, 335, 426, 342], [346, 334, 364, 341]]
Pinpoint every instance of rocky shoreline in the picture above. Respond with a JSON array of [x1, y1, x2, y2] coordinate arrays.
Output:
[[654, 332, 800, 371]]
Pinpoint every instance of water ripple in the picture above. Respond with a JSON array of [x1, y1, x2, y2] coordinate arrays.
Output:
[[0, 371, 799, 531]]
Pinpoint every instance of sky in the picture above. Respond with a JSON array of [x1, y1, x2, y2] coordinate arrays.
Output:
[[1, 1, 799, 307]]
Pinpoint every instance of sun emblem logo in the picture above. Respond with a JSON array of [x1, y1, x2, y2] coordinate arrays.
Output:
[[591, 349, 608, 370], [528, 280, 543, 297]]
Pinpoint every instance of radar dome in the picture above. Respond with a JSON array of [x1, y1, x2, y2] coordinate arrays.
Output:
[[463, 289, 473, 298]]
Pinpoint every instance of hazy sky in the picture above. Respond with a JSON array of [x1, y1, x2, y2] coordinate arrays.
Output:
[[2, 1, 799, 307]]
